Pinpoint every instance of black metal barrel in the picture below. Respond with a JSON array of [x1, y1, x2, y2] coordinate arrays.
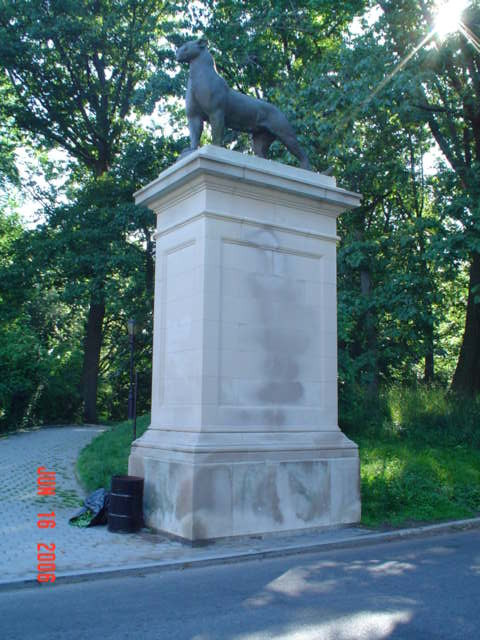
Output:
[[108, 475, 144, 533]]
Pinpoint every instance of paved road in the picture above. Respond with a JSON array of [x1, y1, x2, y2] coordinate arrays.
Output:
[[2, 530, 479, 640]]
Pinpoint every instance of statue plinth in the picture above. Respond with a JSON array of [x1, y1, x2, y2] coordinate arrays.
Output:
[[129, 145, 361, 542]]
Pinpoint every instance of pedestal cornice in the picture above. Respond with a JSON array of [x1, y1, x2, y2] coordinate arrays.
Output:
[[134, 145, 361, 216]]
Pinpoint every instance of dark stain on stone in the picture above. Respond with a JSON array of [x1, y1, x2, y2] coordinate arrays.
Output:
[[264, 354, 299, 380], [175, 468, 193, 520], [249, 467, 283, 524], [286, 461, 329, 523], [143, 479, 156, 520], [192, 518, 207, 540], [262, 409, 286, 426], [244, 231, 316, 408], [258, 381, 303, 404], [193, 466, 232, 515]]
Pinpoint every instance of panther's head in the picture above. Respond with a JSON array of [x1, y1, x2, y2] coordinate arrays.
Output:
[[175, 38, 208, 63]]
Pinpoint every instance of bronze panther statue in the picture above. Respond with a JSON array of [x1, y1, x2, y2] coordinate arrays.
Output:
[[176, 38, 311, 170]]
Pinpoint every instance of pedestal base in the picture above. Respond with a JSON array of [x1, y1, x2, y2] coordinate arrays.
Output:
[[129, 439, 360, 542]]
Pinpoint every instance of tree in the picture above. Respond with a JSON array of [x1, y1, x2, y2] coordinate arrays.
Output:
[[0, 79, 19, 188], [0, 207, 62, 431], [264, 26, 444, 392], [371, 0, 480, 394], [0, 132, 182, 430], [0, 0, 179, 420], [39, 134, 182, 422]]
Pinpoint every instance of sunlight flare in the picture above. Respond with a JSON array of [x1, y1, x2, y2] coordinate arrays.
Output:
[[434, 0, 469, 38], [459, 21, 480, 53]]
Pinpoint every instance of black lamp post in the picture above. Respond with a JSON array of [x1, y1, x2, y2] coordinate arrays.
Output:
[[127, 318, 137, 440]]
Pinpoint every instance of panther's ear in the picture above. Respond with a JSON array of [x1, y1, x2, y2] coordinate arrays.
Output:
[[198, 37, 208, 48]]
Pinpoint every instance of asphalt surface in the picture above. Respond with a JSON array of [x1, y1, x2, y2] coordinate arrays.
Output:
[[2, 529, 479, 640]]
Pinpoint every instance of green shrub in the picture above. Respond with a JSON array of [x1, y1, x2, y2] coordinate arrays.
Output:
[[339, 383, 390, 439], [341, 384, 480, 449], [385, 385, 480, 448]]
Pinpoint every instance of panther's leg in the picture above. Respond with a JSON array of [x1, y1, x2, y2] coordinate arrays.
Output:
[[265, 110, 311, 170], [210, 109, 225, 147], [188, 115, 204, 150], [252, 131, 275, 158], [277, 130, 311, 170]]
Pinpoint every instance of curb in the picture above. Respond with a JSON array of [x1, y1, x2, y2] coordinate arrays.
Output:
[[2, 516, 479, 592]]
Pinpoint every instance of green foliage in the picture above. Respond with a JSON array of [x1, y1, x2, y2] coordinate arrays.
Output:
[[0, 210, 49, 429], [0, 0, 179, 173], [365, 0, 480, 394], [77, 414, 150, 492], [0, 133, 183, 431], [0, 316, 48, 429], [0, 0, 189, 422], [0, 206, 21, 257], [0, 77, 20, 186], [0, 233, 85, 431]]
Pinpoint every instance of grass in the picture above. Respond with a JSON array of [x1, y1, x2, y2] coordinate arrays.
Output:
[[77, 414, 150, 492], [76, 386, 480, 529], [341, 384, 480, 527], [358, 438, 480, 527]]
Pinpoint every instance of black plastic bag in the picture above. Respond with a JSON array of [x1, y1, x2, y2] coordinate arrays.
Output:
[[69, 488, 110, 527]]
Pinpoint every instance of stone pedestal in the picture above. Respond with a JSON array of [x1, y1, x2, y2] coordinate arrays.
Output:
[[129, 145, 361, 542]]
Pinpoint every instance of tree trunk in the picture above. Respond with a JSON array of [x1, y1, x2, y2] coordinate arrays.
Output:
[[424, 326, 434, 383], [420, 255, 434, 384], [451, 251, 480, 395], [81, 297, 105, 423], [80, 162, 109, 424], [360, 267, 379, 395]]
